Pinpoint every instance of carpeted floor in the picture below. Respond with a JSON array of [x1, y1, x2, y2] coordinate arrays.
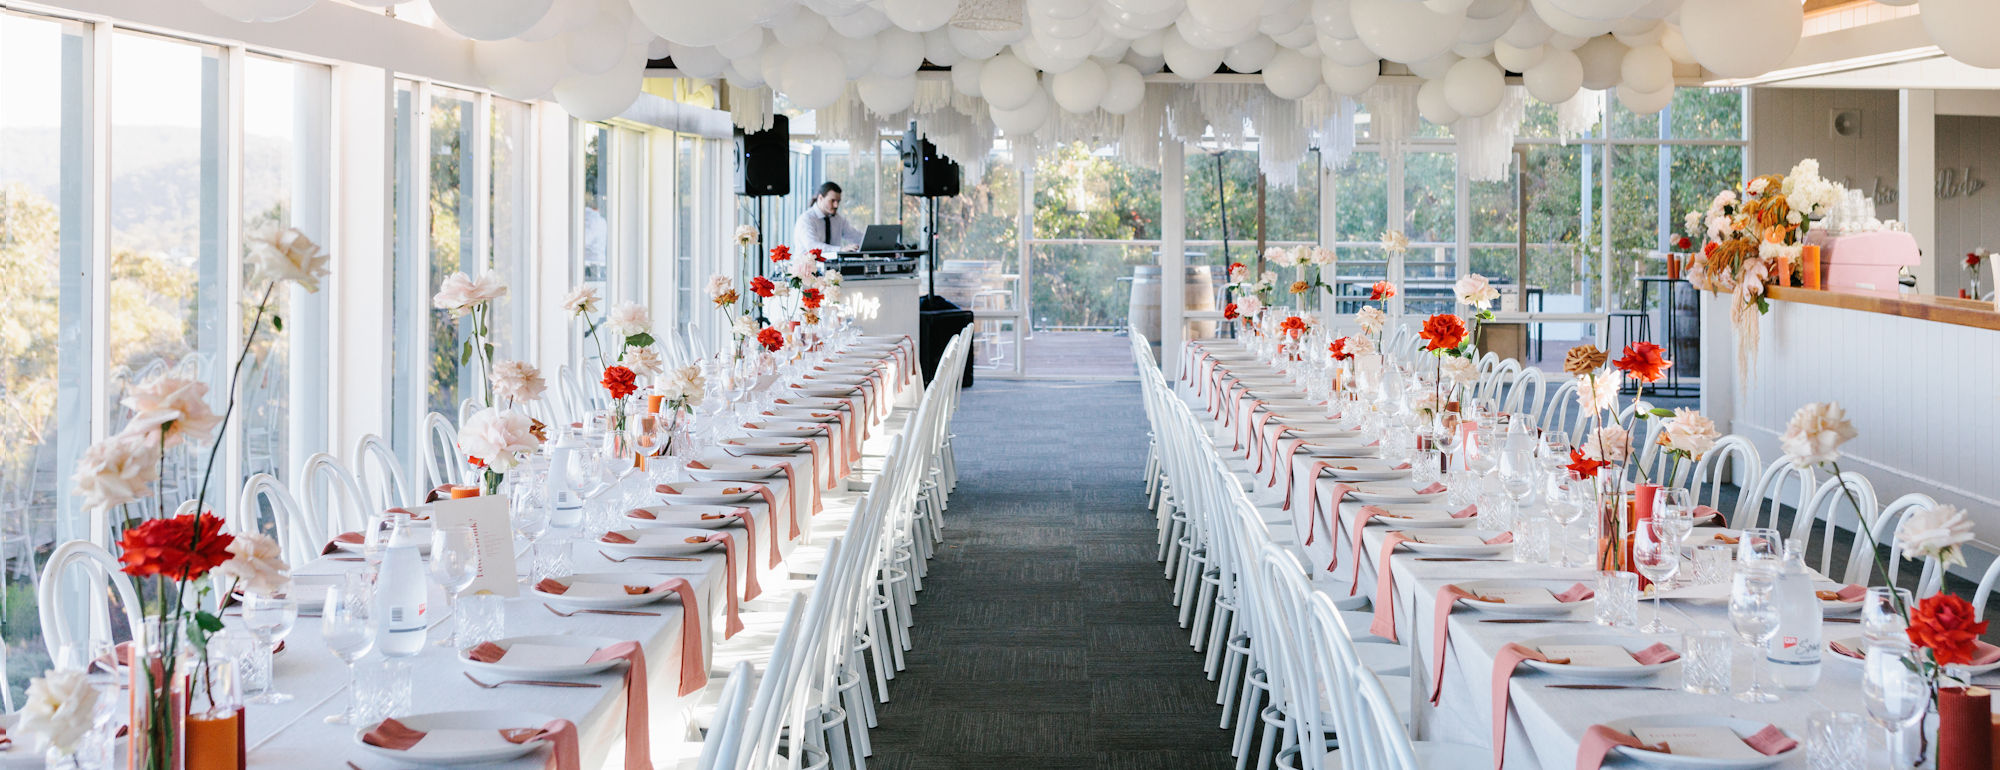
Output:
[[868, 379, 1235, 769]]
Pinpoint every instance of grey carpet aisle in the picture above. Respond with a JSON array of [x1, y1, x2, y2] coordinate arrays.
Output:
[[868, 379, 1235, 769]]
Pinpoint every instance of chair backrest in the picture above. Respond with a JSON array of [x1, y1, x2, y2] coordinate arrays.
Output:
[[1479, 357, 1522, 404], [1791, 472, 1878, 582], [353, 433, 412, 513], [1735, 457, 1817, 532], [1540, 379, 1581, 441], [423, 412, 468, 490], [1500, 366, 1545, 418], [237, 473, 322, 566], [298, 453, 370, 544], [1686, 435, 1759, 509], [1867, 493, 1946, 598], [695, 661, 757, 770], [38, 540, 144, 663], [556, 363, 591, 424]]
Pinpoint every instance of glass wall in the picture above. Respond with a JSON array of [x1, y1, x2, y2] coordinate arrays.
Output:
[[576, 123, 611, 370], [490, 98, 534, 358], [427, 88, 475, 420]]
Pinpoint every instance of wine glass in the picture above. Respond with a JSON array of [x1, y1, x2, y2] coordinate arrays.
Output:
[[1736, 526, 1782, 564], [511, 479, 552, 582], [429, 524, 481, 648], [1863, 586, 1915, 645], [1539, 430, 1572, 471], [1499, 448, 1537, 521], [320, 577, 377, 725], [1633, 520, 1680, 634], [1864, 639, 1929, 766], [240, 593, 298, 704], [1652, 488, 1695, 590], [1728, 562, 1781, 703]]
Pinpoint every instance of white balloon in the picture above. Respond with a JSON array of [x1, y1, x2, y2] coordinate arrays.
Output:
[[567, 18, 627, 74], [1521, 46, 1581, 104], [555, 47, 645, 121], [1262, 48, 1322, 98], [1659, 25, 1694, 65], [1189, 0, 1266, 32], [1546, 33, 1586, 51], [1051, 59, 1109, 112], [1260, 1, 1309, 37], [874, 29, 927, 76], [1015, 37, 1087, 73], [1498, 11, 1552, 48], [664, 42, 729, 78], [991, 89, 1052, 134], [1425, 0, 1473, 13], [474, 37, 566, 101], [646, 37, 673, 60], [1442, 56, 1503, 116], [779, 47, 848, 109], [1678, 0, 1801, 78], [1407, 53, 1459, 79], [427, 0, 552, 40], [1492, 40, 1544, 72], [517, 0, 583, 41], [825, 7, 892, 38], [715, 27, 765, 59], [948, 25, 1009, 58], [1032, 0, 1094, 21], [884, 0, 958, 31], [980, 52, 1042, 109], [1458, 7, 1518, 45], [345, 0, 405, 7], [1162, 27, 1226, 80], [1034, 11, 1099, 40], [857, 75, 917, 115], [1416, 77, 1461, 125], [631, 0, 754, 46], [952, 58, 984, 96], [194, 0, 320, 23], [1620, 44, 1671, 92], [1467, 0, 1519, 19], [832, 34, 877, 79], [1322, 59, 1379, 95], [1452, 41, 1493, 60], [1616, 83, 1672, 114], [1110, 0, 1185, 16], [1311, 0, 1357, 40], [1542, 0, 1646, 22], [925, 29, 964, 66], [772, 11, 829, 46], [1043, 27, 1105, 60], [1178, 14, 1260, 48], [1224, 36, 1280, 73], [1092, 34, 1133, 60], [1611, 18, 1664, 46], [1130, 29, 1168, 56], [1350, 0, 1464, 64], [1874, 0, 1916, 5], [1101, 61, 1148, 113], [1920, 0, 2000, 69], [1525, 0, 1615, 38], [1272, 24, 1318, 48], [1123, 50, 1168, 74], [1320, 36, 1380, 66], [1107, 3, 1183, 33], [1573, 35, 1628, 90]]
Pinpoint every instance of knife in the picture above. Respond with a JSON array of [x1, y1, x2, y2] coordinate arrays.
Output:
[[1544, 684, 1674, 691], [1824, 617, 1861, 623], [1415, 557, 1493, 562], [1479, 618, 1588, 624]]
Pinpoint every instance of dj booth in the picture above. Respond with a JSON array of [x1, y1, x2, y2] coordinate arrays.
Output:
[[828, 227, 971, 385]]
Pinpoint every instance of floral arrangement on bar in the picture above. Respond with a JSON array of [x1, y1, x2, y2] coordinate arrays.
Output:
[[64, 226, 326, 770], [1682, 159, 1846, 378], [1964, 248, 1986, 300]]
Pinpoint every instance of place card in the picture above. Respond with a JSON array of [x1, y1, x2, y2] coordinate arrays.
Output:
[[1536, 644, 1639, 667], [559, 581, 636, 598], [413, 728, 512, 753], [1472, 587, 1557, 605], [499, 643, 594, 667], [1412, 533, 1485, 546], [1629, 726, 1765, 759], [430, 495, 520, 598]]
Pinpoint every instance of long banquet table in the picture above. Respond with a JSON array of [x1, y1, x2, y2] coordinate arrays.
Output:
[[242, 337, 917, 769], [1181, 339, 1881, 769]]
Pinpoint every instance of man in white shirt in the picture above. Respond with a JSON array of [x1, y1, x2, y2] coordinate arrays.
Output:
[[792, 181, 864, 257]]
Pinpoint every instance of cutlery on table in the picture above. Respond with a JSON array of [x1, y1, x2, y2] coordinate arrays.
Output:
[[1415, 557, 1492, 562], [542, 604, 661, 618], [462, 672, 602, 690], [1544, 684, 1674, 691], [1478, 619, 1587, 624], [600, 553, 702, 564], [1824, 617, 1861, 623], [346, 763, 366, 770]]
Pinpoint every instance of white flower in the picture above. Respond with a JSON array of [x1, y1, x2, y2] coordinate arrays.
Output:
[[120, 376, 224, 448], [1453, 273, 1499, 310], [607, 302, 651, 337], [624, 346, 665, 378], [1735, 257, 1770, 307], [1262, 246, 1286, 264], [1346, 334, 1376, 357], [215, 532, 290, 596], [1780, 401, 1857, 468], [246, 226, 329, 293], [1237, 294, 1264, 318], [431, 272, 506, 316], [1682, 210, 1704, 240], [1355, 306, 1385, 335], [672, 365, 705, 408], [1380, 229, 1410, 254], [20, 668, 100, 755], [732, 314, 759, 338], [1287, 245, 1315, 267], [1310, 246, 1339, 266], [70, 431, 161, 512], [1747, 177, 1769, 196], [458, 407, 541, 474], [1575, 371, 1623, 414], [1440, 354, 1478, 385], [1660, 408, 1718, 459], [1583, 425, 1632, 463], [1685, 260, 1713, 292], [1786, 158, 1821, 186], [786, 257, 821, 282], [561, 286, 601, 317], [491, 360, 547, 403], [1895, 504, 1976, 568], [1259, 270, 1279, 286], [706, 274, 735, 302], [822, 271, 842, 286], [733, 224, 758, 246]]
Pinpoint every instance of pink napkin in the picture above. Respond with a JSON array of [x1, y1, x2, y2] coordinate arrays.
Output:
[[1347, 505, 1402, 583], [1575, 724, 1671, 770], [1632, 643, 1682, 665], [1743, 725, 1799, 755], [1555, 583, 1597, 602], [1829, 640, 1866, 660], [1493, 642, 1566, 769], [635, 576, 708, 697], [1455, 504, 1480, 518], [586, 641, 653, 770], [1429, 584, 1482, 705], [321, 531, 365, 554], [1268, 438, 1310, 488], [1818, 584, 1868, 602], [364, 718, 582, 770], [1417, 482, 1448, 494], [1484, 532, 1515, 545], [1691, 504, 1725, 525], [771, 460, 809, 536], [726, 508, 775, 573], [706, 532, 748, 637], [1368, 533, 1415, 642]]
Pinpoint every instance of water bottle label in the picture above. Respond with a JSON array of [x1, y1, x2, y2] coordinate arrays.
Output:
[[1768, 635, 1821, 663]]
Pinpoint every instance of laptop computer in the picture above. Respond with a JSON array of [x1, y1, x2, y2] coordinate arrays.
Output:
[[852, 224, 904, 253]]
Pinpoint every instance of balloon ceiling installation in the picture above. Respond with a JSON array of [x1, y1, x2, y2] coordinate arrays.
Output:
[[194, 0, 1987, 179]]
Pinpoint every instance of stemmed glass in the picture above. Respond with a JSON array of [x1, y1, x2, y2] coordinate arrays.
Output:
[[429, 524, 481, 649], [1633, 519, 1680, 634], [321, 577, 377, 725], [1548, 472, 1592, 567], [1864, 639, 1930, 767], [1499, 447, 1537, 523], [1538, 430, 1571, 472], [1863, 586, 1914, 644], [1651, 488, 1695, 590], [1737, 526, 1783, 564], [240, 593, 298, 704], [1728, 561, 1782, 703], [512, 477, 552, 582]]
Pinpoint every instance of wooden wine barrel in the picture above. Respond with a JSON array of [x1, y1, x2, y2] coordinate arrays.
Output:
[[1129, 265, 1219, 342]]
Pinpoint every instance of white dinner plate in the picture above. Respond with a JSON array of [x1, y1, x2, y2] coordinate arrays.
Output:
[[353, 710, 561, 766], [461, 635, 626, 679], [531, 572, 677, 609], [720, 438, 812, 455], [1358, 504, 1478, 529], [273, 568, 364, 612], [1318, 458, 1412, 482], [1597, 714, 1797, 768], [1681, 527, 1739, 547], [1656, 581, 1869, 613], [1450, 579, 1594, 617], [1347, 482, 1447, 504], [742, 421, 826, 438], [1299, 441, 1380, 458], [656, 482, 759, 505], [0, 713, 37, 768], [623, 504, 746, 528], [790, 382, 859, 397], [1515, 634, 1676, 681], [686, 460, 784, 481], [1825, 635, 2000, 673], [763, 408, 842, 423], [1280, 426, 1362, 440], [772, 396, 849, 410], [1397, 528, 1510, 556], [598, 527, 722, 556]]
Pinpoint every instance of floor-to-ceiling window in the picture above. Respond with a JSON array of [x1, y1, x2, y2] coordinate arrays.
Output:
[[427, 87, 476, 422], [490, 98, 534, 358], [575, 123, 612, 371], [675, 134, 699, 330], [1024, 143, 1158, 377]]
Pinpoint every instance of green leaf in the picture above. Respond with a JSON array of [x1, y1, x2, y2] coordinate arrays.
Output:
[[627, 332, 656, 348], [1649, 407, 1676, 418], [461, 340, 473, 364], [195, 610, 224, 634], [271, 314, 283, 331]]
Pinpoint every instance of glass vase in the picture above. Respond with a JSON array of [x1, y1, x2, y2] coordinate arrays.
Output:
[[128, 618, 187, 770], [183, 653, 244, 770]]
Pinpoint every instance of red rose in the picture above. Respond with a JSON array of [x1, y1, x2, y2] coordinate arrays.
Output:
[[811, 249, 827, 262], [769, 245, 791, 262], [757, 327, 784, 352], [802, 288, 823, 309], [1967, 252, 1982, 268], [1908, 593, 1989, 666], [1703, 241, 1718, 257], [1674, 235, 1693, 251], [1565, 448, 1609, 479], [1419, 313, 1467, 352], [1329, 337, 1352, 361], [600, 365, 638, 400], [1229, 262, 1244, 272], [1222, 303, 1239, 320], [117, 513, 234, 581], [1611, 341, 1672, 384], [1369, 281, 1396, 301], [750, 276, 775, 298], [1277, 316, 1307, 337]]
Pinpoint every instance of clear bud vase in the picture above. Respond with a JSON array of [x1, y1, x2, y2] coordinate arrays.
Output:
[[128, 618, 187, 770], [183, 655, 244, 770]]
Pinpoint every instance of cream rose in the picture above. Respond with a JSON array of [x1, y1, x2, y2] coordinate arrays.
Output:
[[216, 532, 290, 596], [1780, 401, 1856, 468], [1895, 504, 1976, 568], [121, 375, 224, 448], [706, 274, 735, 302], [458, 407, 541, 474], [732, 314, 759, 338], [787, 257, 821, 282], [562, 285, 601, 317], [734, 224, 759, 246], [624, 346, 666, 378], [608, 303, 651, 337], [246, 226, 330, 293], [1346, 334, 1377, 357], [1380, 229, 1410, 254], [1454, 273, 1500, 310], [1310, 246, 1339, 266], [71, 431, 161, 511], [1660, 408, 1718, 459], [432, 271, 507, 316], [1440, 354, 1478, 386], [20, 668, 101, 755], [1355, 306, 1385, 335], [1583, 425, 1632, 463], [1575, 371, 1622, 414], [491, 360, 547, 403]]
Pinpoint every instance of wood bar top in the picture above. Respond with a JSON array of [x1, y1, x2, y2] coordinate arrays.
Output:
[[1766, 286, 2000, 331]]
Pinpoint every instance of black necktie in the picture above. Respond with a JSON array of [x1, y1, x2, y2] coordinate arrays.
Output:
[[823, 213, 832, 246]]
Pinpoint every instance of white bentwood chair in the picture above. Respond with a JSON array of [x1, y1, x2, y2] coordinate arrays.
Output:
[[38, 540, 145, 664]]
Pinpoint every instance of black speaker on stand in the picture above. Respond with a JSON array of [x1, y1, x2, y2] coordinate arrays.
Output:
[[736, 114, 790, 324], [899, 122, 971, 387]]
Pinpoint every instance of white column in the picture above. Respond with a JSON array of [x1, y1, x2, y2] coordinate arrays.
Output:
[[535, 108, 575, 378], [1161, 141, 1187, 379], [328, 63, 390, 463], [1900, 89, 1937, 295]]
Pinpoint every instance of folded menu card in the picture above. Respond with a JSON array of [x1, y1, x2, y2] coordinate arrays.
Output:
[[1629, 726, 1765, 760], [1536, 645, 1640, 668], [494, 643, 595, 667], [1472, 587, 1557, 604], [430, 495, 520, 598]]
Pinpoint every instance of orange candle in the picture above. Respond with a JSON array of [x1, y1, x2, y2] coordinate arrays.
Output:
[[184, 708, 246, 770], [449, 485, 479, 499], [647, 394, 666, 413], [1802, 244, 1822, 290]]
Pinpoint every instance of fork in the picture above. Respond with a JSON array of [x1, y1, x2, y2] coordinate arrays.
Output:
[[543, 603, 661, 618], [601, 552, 702, 563], [463, 672, 601, 689]]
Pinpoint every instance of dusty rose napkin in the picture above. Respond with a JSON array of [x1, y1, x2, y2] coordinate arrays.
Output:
[[1492, 642, 1570, 769], [1816, 584, 1868, 602], [1574, 724, 1671, 770], [321, 531, 365, 554], [1428, 584, 1481, 705], [1368, 533, 1415, 642], [600, 532, 636, 545], [707, 532, 747, 637], [1346, 505, 1403, 583], [586, 641, 652, 770]]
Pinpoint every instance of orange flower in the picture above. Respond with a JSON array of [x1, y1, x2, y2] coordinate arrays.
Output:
[[1908, 593, 1989, 666], [711, 289, 738, 307], [769, 245, 791, 262], [750, 276, 775, 298], [1612, 341, 1672, 383], [802, 287, 824, 309], [1419, 313, 1467, 352], [757, 327, 784, 352], [600, 365, 638, 400], [1222, 303, 1239, 320], [1277, 316, 1307, 337], [1328, 337, 1352, 361], [1565, 448, 1609, 479], [1369, 281, 1396, 301], [1289, 280, 1310, 295], [117, 513, 234, 580]]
